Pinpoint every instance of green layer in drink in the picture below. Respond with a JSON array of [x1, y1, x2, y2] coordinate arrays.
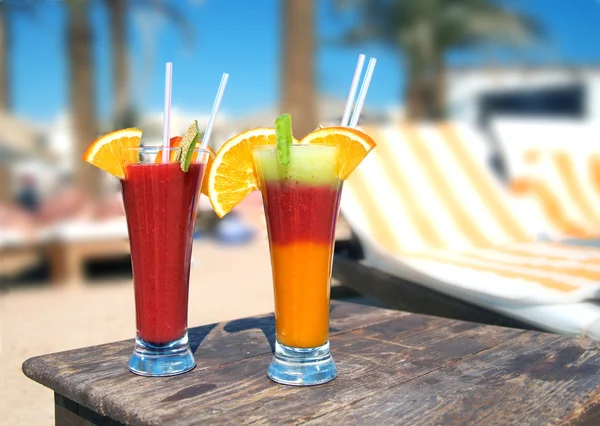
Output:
[[252, 144, 339, 185]]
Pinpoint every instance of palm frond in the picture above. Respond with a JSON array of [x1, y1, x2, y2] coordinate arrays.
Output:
[[333, 0, 544, 52]]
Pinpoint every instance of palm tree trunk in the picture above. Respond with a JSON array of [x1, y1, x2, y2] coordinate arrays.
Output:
[[0, 4, 11, 204], [0, 2, 9, 113], [107, 0, 131, 128], [281, 0, 316, 138], [432, 50, 446, 120], [405, 79, 420, 121], [404, 60, 423, 121], [67, 0, 100, 196]]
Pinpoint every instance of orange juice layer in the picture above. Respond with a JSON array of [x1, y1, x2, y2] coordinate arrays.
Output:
[[271, 242, 333, 348]]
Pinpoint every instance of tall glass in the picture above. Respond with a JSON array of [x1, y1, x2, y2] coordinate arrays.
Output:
[[252, 144, 341, 386], [120, 146, 211, 376]]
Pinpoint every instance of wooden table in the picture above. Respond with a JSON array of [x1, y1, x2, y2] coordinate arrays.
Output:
[[22, 301, 600, 425], [47, 238, 131, 286]]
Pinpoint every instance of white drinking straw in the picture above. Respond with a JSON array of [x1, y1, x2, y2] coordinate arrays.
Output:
[[349, 57, 377, 129], [162, 62, 173, 163], [199, 73, 229, 151], [340, 54, 365, 127]]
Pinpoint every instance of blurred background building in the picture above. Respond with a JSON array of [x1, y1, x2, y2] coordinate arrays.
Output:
[[448, 65, 600, 124]]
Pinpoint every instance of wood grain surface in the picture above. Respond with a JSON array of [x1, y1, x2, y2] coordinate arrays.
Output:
[[23, 301, 600, 425]]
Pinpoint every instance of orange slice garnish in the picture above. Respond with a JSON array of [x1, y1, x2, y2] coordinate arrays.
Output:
[[207, 126, 375, 218], [83, 128, 142, 179], [301, 126, 376, 179], [207, 128, 282, 218], [154, 136, 183, 163]]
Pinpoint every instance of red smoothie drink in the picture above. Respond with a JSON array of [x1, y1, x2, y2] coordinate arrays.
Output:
[[121, 161, 204, 345]]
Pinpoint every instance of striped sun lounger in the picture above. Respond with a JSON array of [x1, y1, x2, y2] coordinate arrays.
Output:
[[492, 117, 600, 240], [340, 122, 600, 339]]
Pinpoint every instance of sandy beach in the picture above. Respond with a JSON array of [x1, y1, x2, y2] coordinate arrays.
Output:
[[2, 236, 276, 426]]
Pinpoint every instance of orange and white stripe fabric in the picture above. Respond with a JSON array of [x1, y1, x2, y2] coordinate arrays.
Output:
[[346, 123, 532, 253], [492, 118, 600, 239], [341, 123, 600, 312]]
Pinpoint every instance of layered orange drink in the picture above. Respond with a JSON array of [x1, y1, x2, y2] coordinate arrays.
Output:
[[206, 114, 375, 385], [252, 144, 341, 348]]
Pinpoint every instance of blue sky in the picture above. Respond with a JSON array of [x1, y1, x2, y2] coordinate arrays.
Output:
[[8, 0, 600, 123]]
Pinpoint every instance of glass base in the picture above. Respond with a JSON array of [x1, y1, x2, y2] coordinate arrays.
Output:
[[267, 340, 338, 386], [128, 332, 196, 377]]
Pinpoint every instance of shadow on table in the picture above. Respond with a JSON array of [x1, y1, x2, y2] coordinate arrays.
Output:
[[219, 305, 344, 353], [188, 323, 218, 354], [224, 315, 276, 352]]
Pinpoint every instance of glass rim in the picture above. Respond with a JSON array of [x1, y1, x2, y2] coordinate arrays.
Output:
[[251, 143, 338, 152], [122, 146, 213, 154]]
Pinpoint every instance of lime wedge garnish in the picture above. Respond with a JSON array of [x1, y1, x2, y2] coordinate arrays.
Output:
[[178, 120, 201, 172], [275, 113, 293, 166]]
